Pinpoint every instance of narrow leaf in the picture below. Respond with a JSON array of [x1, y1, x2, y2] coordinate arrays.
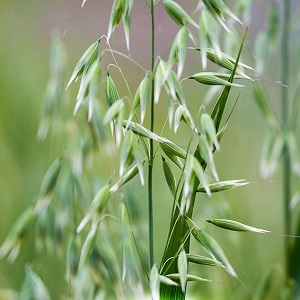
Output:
[[211, 28, 248, 132]]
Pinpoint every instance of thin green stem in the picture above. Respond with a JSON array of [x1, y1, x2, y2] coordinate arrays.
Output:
[[282, 0, 291, 278], [102, 48, 147, 73], [148, 0, 155, 271]]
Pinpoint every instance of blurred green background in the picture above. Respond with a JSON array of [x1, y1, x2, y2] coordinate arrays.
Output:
[[0, 0, 299, 299]]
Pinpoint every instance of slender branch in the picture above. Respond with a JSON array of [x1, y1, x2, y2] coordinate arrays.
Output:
[[102, 48, 147, 73], [148, 0, 155, 270], [281, 0, 291, 277]]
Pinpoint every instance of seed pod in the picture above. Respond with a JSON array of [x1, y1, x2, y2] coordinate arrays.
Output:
[[66, 235, 80, 281], [122, 0, 134, 50], [78, 222, 98, 269], [194, 48, 253, 80], [187, 254, 223, 267], [39, 158, 62, 197], [159, 275, 179, 286], [188, 72, 243, 87], [150, 264, 160, 300], [160, 141, 186, 159], [170, 70, 185, 105], [202, 0, 242, 30], [20, 266, 51, 300], [154, 59, 168, 104], [90, 184, 111, 215], [103, 99, 124, 124], [123, 120, 159, 140], [178, 249, 188, 292], [140, 73, 151, 123], [169, 25, 188, 77], [110, 164, 139, 193], [201, 113, 220, 151], [198, 134, 219, 181], [174, 105, 194, 132], [0, 207, 37, 262], [120, 130, 134, 176], [206, 219, 270, 233], [88, 65, 102, 121], [167, 273, 212, 283], [107, 0, 124, 41], [190, 155, 210, 196], [67, 39, 101, 89], [198, 8, 220, 69], [104, 71, 120, 107], [162, 0, 197, 27], [197, 179, 248, 193], [162, 157, 176, 196]]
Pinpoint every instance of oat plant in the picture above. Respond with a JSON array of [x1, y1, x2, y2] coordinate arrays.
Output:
[[1, 1, 271, 299]]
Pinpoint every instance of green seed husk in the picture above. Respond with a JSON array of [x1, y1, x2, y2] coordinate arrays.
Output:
[[167, 273, 212, 283], [188, 72, 243, 87], [197, 179, 248, 193], [67, 39, 101, 89], [78, 222, 98, 269], [187, 254, 224, 267], [104, 71, 120, 107], [206, 219, 270, 233], [162, 0, 197, 27], [162, 157, 176, 196]]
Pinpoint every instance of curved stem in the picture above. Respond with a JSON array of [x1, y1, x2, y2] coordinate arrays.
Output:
[[102, 48, 147, 73], [148, 0, 155, 270]]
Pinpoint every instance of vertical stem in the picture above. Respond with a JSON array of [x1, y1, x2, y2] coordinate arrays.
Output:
[[281, 0, 291, 277], [148, 0, 155, 270]]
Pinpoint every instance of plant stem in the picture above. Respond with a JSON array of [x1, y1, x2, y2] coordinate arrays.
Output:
[[148, 0, 155, 271], [281, 0, 291, 278]]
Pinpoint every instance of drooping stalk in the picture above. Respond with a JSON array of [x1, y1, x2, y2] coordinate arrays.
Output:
[[148, 0, 155, 270], [281, 0, 291, 278]]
